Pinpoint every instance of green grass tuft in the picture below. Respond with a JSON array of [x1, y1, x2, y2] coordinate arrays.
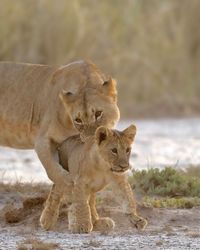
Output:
[[142, 196, 200, 208], [130, 167, 200, 197]]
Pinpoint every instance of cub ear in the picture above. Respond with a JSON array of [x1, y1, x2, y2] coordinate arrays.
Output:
[[95, 126, 111, 145], [123, 124, 137, 143], [102, 77, 117, 101], [59, 90, 76, 103]]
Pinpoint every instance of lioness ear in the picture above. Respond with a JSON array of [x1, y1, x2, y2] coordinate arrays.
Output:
[[102, 77, 117, 101], [59, 90, 76, 103], [95, 126, 110, 145], [123, 124, 137, 143], [51, 68, 64, 85]]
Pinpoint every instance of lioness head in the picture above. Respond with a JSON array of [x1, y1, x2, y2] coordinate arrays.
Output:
[[95, 124, 136, 173], [52, 60, 120, 140]]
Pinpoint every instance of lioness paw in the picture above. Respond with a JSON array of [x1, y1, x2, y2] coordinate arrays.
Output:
[[40, 209, 59, 230], [129, 215, 148, 231], [55, 168, 73, 187], [93, 217, 115, 232]]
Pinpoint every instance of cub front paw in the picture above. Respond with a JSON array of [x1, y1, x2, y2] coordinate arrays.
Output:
[[69, 221, 93, 234], [93, 217, 115, 232], [129, 215, 148, 230], [40, 209, 59, 230]]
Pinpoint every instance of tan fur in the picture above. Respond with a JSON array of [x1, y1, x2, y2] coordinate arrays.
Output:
[[40, 125, 147, 233], [0, 60, 120, 186]]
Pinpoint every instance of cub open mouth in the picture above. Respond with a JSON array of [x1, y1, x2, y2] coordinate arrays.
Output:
[[110, 168, 127, 173]]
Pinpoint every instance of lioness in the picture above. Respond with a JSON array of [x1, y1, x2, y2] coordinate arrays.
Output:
[[0, 60, 119, 186], [40, 125, 148, 233]]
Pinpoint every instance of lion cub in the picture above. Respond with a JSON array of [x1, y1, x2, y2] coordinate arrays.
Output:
[[40, 125, 147, 233]]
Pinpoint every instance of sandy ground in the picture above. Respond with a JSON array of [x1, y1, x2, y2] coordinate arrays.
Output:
[[0, 184, 199, 250]]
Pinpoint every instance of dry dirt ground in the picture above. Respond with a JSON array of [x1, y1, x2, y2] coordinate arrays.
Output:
[[0, 184, 199, 250]]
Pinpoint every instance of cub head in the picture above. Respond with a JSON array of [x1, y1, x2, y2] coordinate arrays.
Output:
[[52, 60, 120, 140], [95, 124, 137, 174]]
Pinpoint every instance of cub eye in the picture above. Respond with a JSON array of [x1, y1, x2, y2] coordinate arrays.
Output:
[[74, 118, 82, 124], [126, 147, 131, 154], [95, 111, 103, 120], [111, 148, 118, 155]]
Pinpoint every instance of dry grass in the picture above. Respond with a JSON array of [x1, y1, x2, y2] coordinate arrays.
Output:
[[186, 231, 200, 238], [0, 182, 48, 224], [4, 205, 23, 223], [4, 196, 46, 224], [23, 197, 46, 210], [185, 166, 200, 178], [0, 181, 50, 194], [17, 238, 60, 250]]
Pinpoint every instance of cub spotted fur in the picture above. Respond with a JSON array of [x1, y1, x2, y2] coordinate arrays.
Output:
[[40, 125, 147, 233], [0, 60, 119, 186]]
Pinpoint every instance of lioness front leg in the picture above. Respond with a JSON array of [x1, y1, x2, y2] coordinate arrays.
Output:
[[112, 175, 147, 230], [89, 193, 115, 232], [40, 184, 62, 230], [35, 137, 72, 187], [68, 183, 93, 233]]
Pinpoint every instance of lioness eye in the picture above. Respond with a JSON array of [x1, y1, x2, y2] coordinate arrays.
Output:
[[111, 148, 118, 155], [126, 147, 131, 154], [95, 111, 103, 120], [74, 118, 82, 124]]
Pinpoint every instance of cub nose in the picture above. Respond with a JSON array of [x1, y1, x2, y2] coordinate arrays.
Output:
[[119, 163, 129, 170]]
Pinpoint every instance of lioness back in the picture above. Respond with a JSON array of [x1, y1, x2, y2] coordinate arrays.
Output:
[[0, 62, 55, 97], [0, 62, 55, 116]]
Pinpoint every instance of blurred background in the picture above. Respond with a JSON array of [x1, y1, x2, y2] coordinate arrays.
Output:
[[0, 0, 200, 118], [0, 0, 200, 182]]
